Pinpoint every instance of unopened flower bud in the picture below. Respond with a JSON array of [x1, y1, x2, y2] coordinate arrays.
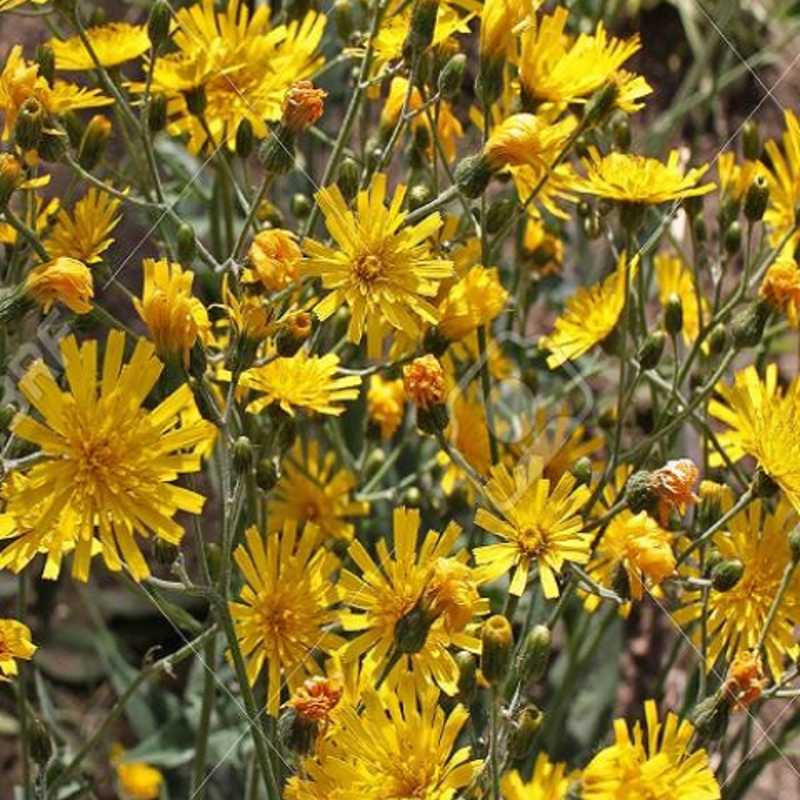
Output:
[[742, 119, 760, 161], [28, 719, 53, 767], [34, 44, 55, 86], [744, 175, 769, 222], [176, 222, 196, 266], [731, 298, 770, 348], [691, 693, 730, 743], [455, 153, 495, 198], [408, 184, 434, 212], [395, 602, 436, 655], [233, 436, 253, 475], [637, 329, 666, 370], [403, 0, 439, 59], [235, 118, 255, 159], [184, 86, 207, 118], [255, 457, 281, 492], [402, 486, 421, 506], [481, 614, 513, 686], [486, 197, 515, 235], [506, 704, 544, 760], [278, 707, 318, 755], [664, 292, 683, 336], [456, 651, 478, 705], [147, 93, 168, 133], [291, 193, 312, 219], [516, 624, 551, 684], [258, 126, 296, 174], [15, 97, 45, 151], [625, 470, 658, 515], [78, 114, 112, 170], [610, 111, 631, 151], [333, 0, 354, 41], [422, 325, 450, 357], [438, 53, 467, 100], [724, 220, 742, 255], [189, 378, 222, 425], [584, 79, 620, 125], [583, 213, 603, 240], [336, 157, 361, 202], [148, 0, 172, 50], [711, 559, 744, 592]]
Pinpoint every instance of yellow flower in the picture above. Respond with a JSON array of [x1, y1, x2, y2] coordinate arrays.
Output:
[[760, 243, 800, 324], [116, 760, 164, 800], [366, 375, 405, 438], [287, 682, 481, 800], [45, 188, 122, 264], [574, 147, 715, 204], [762, 109, 800, 247], [7, 330, 209, 581], [403, 354, 447, 410], [654, 252, 709, 345], [539, 252, 634, 369], [474, 456, 592, 597], [479, 0, 530, 61], [339, 507, 487, 696], [303, 173, 453, 359], [244, 228, 303, 292], [230, 522, 344, 716], [51, 23, 151, 70], [437, 265, 508, 341], [24, 257, 93, 314], [509, 160, 580, 220], [708, 364, 800, 510], [518, 6, 650, 110], [439, 391, 491, 500], [0, 0, 47, 11], [133, 259, 210, 366], [240, 351, 361, 417], [0, 45, 111, 140], [485, 113, 577, 172], [266, 440, 368, 545], [501, 753, 576, 800], [582, 700, 720, 800], [674, 497, 800, 679], [0, 618, 36, 680], [145, 0, 326, 152]]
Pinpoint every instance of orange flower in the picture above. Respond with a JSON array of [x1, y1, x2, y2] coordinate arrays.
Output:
[[282, 80, 326, 132], [403, 355, 447, 410], [722, 650, 768, 712], [245, 228, 302, 292], [650, 458, 699, 525], [284, 674, 344, 721]]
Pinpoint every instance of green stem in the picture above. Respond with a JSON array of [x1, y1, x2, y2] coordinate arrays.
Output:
[[2, 210, 49, 261], [488, 687, 501, 800], [190, 633, 219, 800]]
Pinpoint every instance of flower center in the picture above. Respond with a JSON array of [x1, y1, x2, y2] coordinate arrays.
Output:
[[353, 253, 384, 285], [520, 523, 547, 556]]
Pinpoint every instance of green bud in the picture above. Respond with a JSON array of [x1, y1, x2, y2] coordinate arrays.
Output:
[[336, 157, 361, 202], [78, 114, 112, 170], [147, 93, 168, 134], [438, 53, 467, 100], [476, 56, 504, 108], [744, 174, 769, 222], [664, 292, 683, 336], [486, 198, 516, 235], [233, 436, 253, 475], [153, 537, 180, 567], [205, 542, 221, 583], [14, 97, 45, 151], [571, 457, 593, 488], [291, 193, 312, 219], [38, 131, 67, 163], [363, 448, 386, 478], [481, 614, 513, 687], [455, 153, 495, 198], [176, 222, 196, 266], [625, 470, 657, 515], [707, 324, 727, 356], [28, 719, 53, 767], [403, 0, 439, 59], [724, 220, 742, 255], [0, 402, 18, 433], [637, 329, 666, 370], [711, 559, 744, 592], [188, 340, 207, 381], [693, 215, 708, 244], [278, 707, 318, 755], [582, 212, 603, 240], [395, 602, 435, 655], [184, 86, 207, 118], [408, 184, 434, 212], [423, 325, 451, 357], [333, 0, 354, 42], [506, 704, 544, 760], [403, 486, 421, 506], [416, 402, 449, 435], [88, 7, 107, 27], [611, 562, 632, 601], [516, 624, 551, 684], [683, 195, 704, 219], [577, 200, 593, 218], [584, 80, 620, 126], [691, 693, 730, 743], [703, 549, 724, 577], [610, 111, 631, 151], [742, 119, 760, 161], [189, 378, 221, 425], [255, 457, 281, 492], [148, 0, 173, 51], [34, 44, 55, 86], [235, 118, 255, 159], [456, 651, 478, 704], [731, 299, 770, 348], [258, 126, 296, 174]]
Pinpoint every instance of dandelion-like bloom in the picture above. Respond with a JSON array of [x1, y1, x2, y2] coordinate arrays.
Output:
[[6, 330, 209, 581], [51, 23, 152, 71], [762, 109, 800, 247], [654, 252, 709, 345], [267, 440, 368, 545], [403, 354, 447, 409], [437, 265, 508, 341], [24, 257, 93, 314], [46, 188, 122, 264], [722, 650, 768, 712], [673, 497, 800, 678], [474, 456, 592, 597], [367, 374, 405, 438], [244, 228, 302, 292], [284, 674, 344, 723], [485, 113, 577, 173], [303, 173, 453, 359], [709, 364, 800, 510], [339, 507, 487, 696], [133, 259, 210, 367], [287, 682, 481, 800], [240, 351, 361, 417], [518, 6, 651, 110], [582, 700, 720, 800], [651, 459, 699, 526], [479, 0, 529, 61], [539, 253, 633, 369], [0, 618, 36, 680], [145, 0, 325, 152], [574, 148, 715, 205], [760, 244, 800, 324], [116, 759, 164, 800], [229, 522, 344, 716], [439, 392, 491, 498], [501, 753, 577, 800]]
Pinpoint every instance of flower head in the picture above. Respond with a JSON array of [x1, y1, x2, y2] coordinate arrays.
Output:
[[45, 188, 121, 264], [367, 374, 405, 438], [574, 147, 715, 205], [24, 257, 93, 314], [539, 252, 634, 369], [651, 459, 699, 526], [244, 228, 303, 292], [484, 113, 577, 172], [51, 23, 151, 70], [229, 522, 344, 716], [474, 456, 593, 597], [134, 259, 210, 367], [0, 618, 36, 680], [303, 174, 453, 359], [116, 759, 164, 800], [6, 330, 209, 581], [760, 244, 800, 324], [282, 80, 326, 132], [437, 265, 508, 341], [501, 753, 576, 800], [284, 674, 344, 722], [722, 650, 768, 712], [582, 700, 720, 800], [240, 351, 361, 417], [403, 354, 447, 410]]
